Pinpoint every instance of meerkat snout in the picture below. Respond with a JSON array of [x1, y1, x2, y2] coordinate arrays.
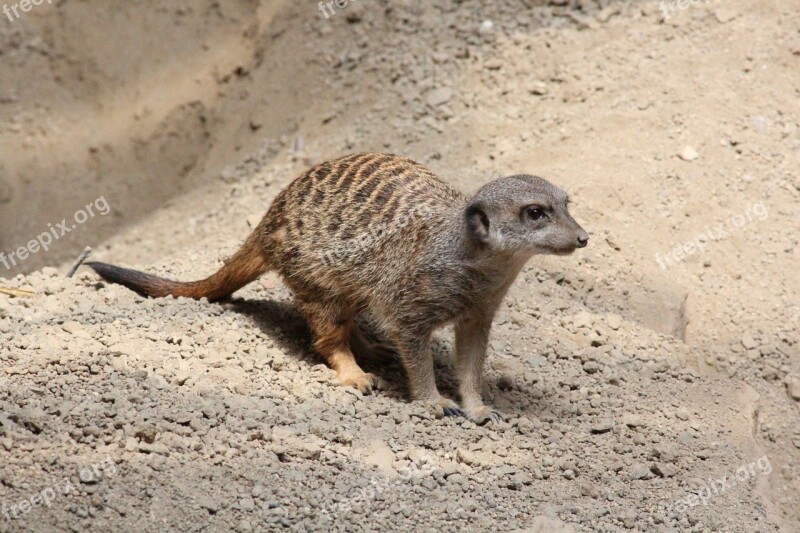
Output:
[[465, 174, 588, 256], [576, 228, 589, 248]]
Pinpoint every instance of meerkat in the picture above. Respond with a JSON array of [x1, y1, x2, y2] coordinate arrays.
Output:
[[88, 153, 588, 424]]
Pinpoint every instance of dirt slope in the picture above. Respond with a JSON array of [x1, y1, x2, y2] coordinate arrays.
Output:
[[1, 0, 798, 531]]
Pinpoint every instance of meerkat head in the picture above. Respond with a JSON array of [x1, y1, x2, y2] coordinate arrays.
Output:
[[464, 175, 588, 256]]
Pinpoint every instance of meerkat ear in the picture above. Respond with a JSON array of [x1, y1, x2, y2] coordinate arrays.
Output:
[[465, 202, 491, 243]]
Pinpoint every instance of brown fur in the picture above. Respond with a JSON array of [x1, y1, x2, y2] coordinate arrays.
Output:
[[89, 153, 588, 423]]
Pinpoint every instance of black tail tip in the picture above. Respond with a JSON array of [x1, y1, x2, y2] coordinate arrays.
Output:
[[85, 261, 158, 298], [85, 261, 119, 279]]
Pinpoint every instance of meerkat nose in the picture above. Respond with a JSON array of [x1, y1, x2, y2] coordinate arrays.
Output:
[[576, 229, 589, 248]]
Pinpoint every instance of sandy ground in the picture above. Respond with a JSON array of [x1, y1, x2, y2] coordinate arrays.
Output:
[[1, 0, 799, 531]]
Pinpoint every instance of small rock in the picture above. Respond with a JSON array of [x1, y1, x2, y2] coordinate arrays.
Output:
[[573, 311, 593, 329], [580, 482, 599, 498], [714, 8, 739, 23], [591, 420, 614, 434], [696, 448, 712, 460], [239, 498, 256, 511], [446, 473, 465, 484], [526, 355, 547, 369], [621, 413, 645, 427], [583, 361, 602, 374], [652, 445, 678, 463], [607, 314, 622, 330], [617, 507, 637, 528], [630, 463, 652, 480], [135, 425, 159, 444], [197, 495, 220, 514], [678, 146, 699, 161], [364, 440, 396, 474], [741, 333, 759, 350], [651, 463, 677, 478], [440, 462, 458, 477], [529, 81, 549, 96], [173, 372, 191, 386], [456, 448, 481, 467], [61, 321, 85, 335], [517, 417, 535, 434], [652, 360, 670, 373], [425, 87, 453, 107], [138, 443, 169, 455], [675, 408, 690, 421]]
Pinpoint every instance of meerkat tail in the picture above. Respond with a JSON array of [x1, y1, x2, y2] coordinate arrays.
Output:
[[86, 232, 268, 302]]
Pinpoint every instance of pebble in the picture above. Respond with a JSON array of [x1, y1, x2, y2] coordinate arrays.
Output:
[[591, 420, 614, 434], [425, 88, 453, 107], [364, 440, 396, 473], [529, 81, 549, 96], [714, 8, 739, 23], [651, 463, 677, 478], [678, 146, 699, 161], [630, 463, 652, 480], [582, 361, 601, 374], [607, 314, 622, 331], [456, 448, 481, 467], [621, 413, 645, 427], [741, 333, 759, 350], [197, 495, 220, 514]]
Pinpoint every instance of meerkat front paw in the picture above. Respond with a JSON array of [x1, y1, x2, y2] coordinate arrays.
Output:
[[465, 405, 504, 425], [441, 398, 466, 418], [421, 396, 466, 418]]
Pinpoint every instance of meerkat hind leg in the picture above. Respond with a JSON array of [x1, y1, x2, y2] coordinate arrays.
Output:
[[301, 301, 384, 394], [350, 324, 397, 361]]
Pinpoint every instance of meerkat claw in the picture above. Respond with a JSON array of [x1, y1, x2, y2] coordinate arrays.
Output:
[[431, 397, 465, 418], [443, 406, 466, 418], [466, 406, 504, 425], [489, 411, 504, 424]]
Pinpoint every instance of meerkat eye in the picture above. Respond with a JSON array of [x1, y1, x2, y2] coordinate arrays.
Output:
[[525, 207, 547, 221]]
